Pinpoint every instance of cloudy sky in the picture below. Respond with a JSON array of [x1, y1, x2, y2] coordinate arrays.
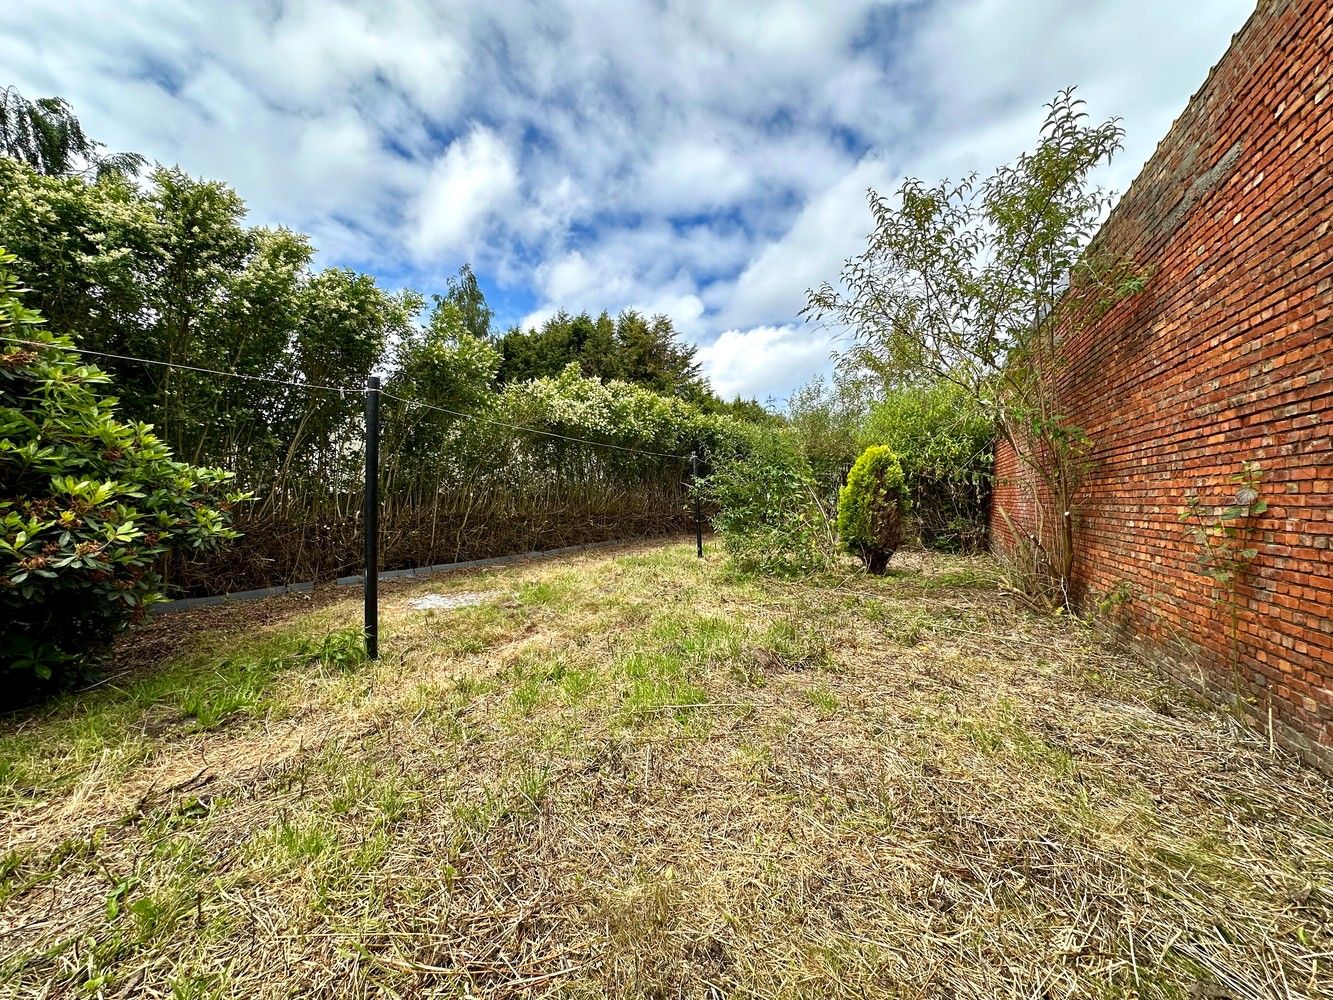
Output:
[[5, 0, 1253, 403]]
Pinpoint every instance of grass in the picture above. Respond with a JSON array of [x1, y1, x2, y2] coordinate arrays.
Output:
[[0, 539, 1330, 998]]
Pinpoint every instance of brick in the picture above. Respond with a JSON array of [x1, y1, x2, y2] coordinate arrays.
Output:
[[991, 0, 1333, 773]]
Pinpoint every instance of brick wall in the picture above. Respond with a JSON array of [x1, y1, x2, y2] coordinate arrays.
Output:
[[990, 0, 1333, 771]]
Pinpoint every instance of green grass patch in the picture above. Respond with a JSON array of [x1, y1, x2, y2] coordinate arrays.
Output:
[[948, 703, 1077, 778], [806, 685, 839, 716], [617, 650, 708, 723], [758, 617, 831, 670], [0, 541, 1325, 998], [652, 613, 745, 669]]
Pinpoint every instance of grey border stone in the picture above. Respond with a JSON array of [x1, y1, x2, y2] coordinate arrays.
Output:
[[152, 539, 632, 615]]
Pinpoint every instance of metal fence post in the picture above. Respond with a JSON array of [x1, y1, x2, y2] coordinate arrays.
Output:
[[364, 375, 380, 659], [691, 451, 703, 558]]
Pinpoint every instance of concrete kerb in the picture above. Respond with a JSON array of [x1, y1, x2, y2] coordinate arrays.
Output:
[[151, 540, 626, 616]]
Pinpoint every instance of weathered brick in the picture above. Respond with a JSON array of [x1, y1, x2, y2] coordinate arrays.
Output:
[[991, 0, 1333, 773]]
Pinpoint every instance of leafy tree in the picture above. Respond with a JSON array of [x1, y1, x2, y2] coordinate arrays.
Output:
[[395, 294, 502, 412], [0, 251, 245, 681], [495, 362, 707, 460], [0, 157, 416, 494], [432, 262, 493, 342], [144, 167, 271, 453], [0, 156, 156, 357], [837, 446, 910, 575], [187, 226, 312, 467], [0, 93, 777, 596], [0, 158, 302, 455], [785, 375, 991, 553], [273, 268, 420, 497], [496, 311, 612, 384], [614, 310, 705, 396], [699, 394, 779, 426], [786, 374, 873, 500], [807, 90, 1148, 602], [384, 298, 503, 483], [0, 85, 145, 180]]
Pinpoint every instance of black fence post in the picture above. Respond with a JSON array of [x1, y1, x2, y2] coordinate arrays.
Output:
[[364, 375, 380, 660], [691, 451, 703, 558]]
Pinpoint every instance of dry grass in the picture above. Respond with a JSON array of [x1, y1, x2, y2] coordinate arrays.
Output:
[[0, 539, 1330, 998]]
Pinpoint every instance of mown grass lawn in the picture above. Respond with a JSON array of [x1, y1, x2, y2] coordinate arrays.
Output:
[[1, 539, 1330, 998]]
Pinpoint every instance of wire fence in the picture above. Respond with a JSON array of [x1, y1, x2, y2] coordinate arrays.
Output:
[[4, 335, 707, 657]]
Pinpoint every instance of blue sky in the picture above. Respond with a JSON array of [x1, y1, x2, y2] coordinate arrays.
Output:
[[5, 0, 1253, 402]]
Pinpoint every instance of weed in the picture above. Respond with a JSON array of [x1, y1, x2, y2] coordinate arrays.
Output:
[[351, 830, 392, 872], [327, 757, 370, 815], [623, 676, 708, 722], [734, 741, 773, 784], [105, 875, 140, 920], [510, 678, 546, 714], [654, 614, 745, 669], [519, 576, 578, 609], [617, 650, 708, 722], [171, 797, 213, 823], [506, 649, 586, 715], [451, 791, 504, 848], [879, 607, 938, 646], [170, 973, 228, 1000], [806, 686, 839, 716], [951, 705, 1077, 778], [375, 779, 420, 826], [917, 564, 1001, 590], [764, 617, 830, 667], [1094, 579, 1135, 618], [434, 602, 519, 655], [125, 892, 185, 944], [0, 847, 23, 886], [515, 765, 551, 810], [263, 814, 340, 862], [851, 596, 889, 622], [0, 753, 31, 801], [616, 549, 682, 571], [300, 627, 368, 671], [178, 659, 273, 731], [50, 833, 98, 866], [557, 665, 598, 700]]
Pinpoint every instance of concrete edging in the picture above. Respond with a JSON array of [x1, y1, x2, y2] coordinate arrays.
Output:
[[150, 540, 627, 616]]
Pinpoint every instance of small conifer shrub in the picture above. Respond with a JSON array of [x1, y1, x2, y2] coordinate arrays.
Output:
[[837, 446, 910, 575]]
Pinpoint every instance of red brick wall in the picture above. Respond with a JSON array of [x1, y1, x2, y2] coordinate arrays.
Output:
[[990, 0, 1333, 770]]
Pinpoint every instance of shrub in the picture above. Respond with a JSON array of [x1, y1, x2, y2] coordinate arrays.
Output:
[[859, 382, 992, 552], [837, 446, 910, 575], [786, 374, 870, 503], [0, 250, 246, 683], [705, 428, 836, 576]]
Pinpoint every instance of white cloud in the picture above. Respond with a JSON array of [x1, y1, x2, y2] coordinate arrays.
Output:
[[719, 155, 895, 330], [411, 126, 519, 257], [3, 0, 1255, 398], [521, 246, 708, 338], [903, 0, 1253, 194], [696, 324, 837, 403], [704, 0, 1252, 346], [639, 139, 755, 213]]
